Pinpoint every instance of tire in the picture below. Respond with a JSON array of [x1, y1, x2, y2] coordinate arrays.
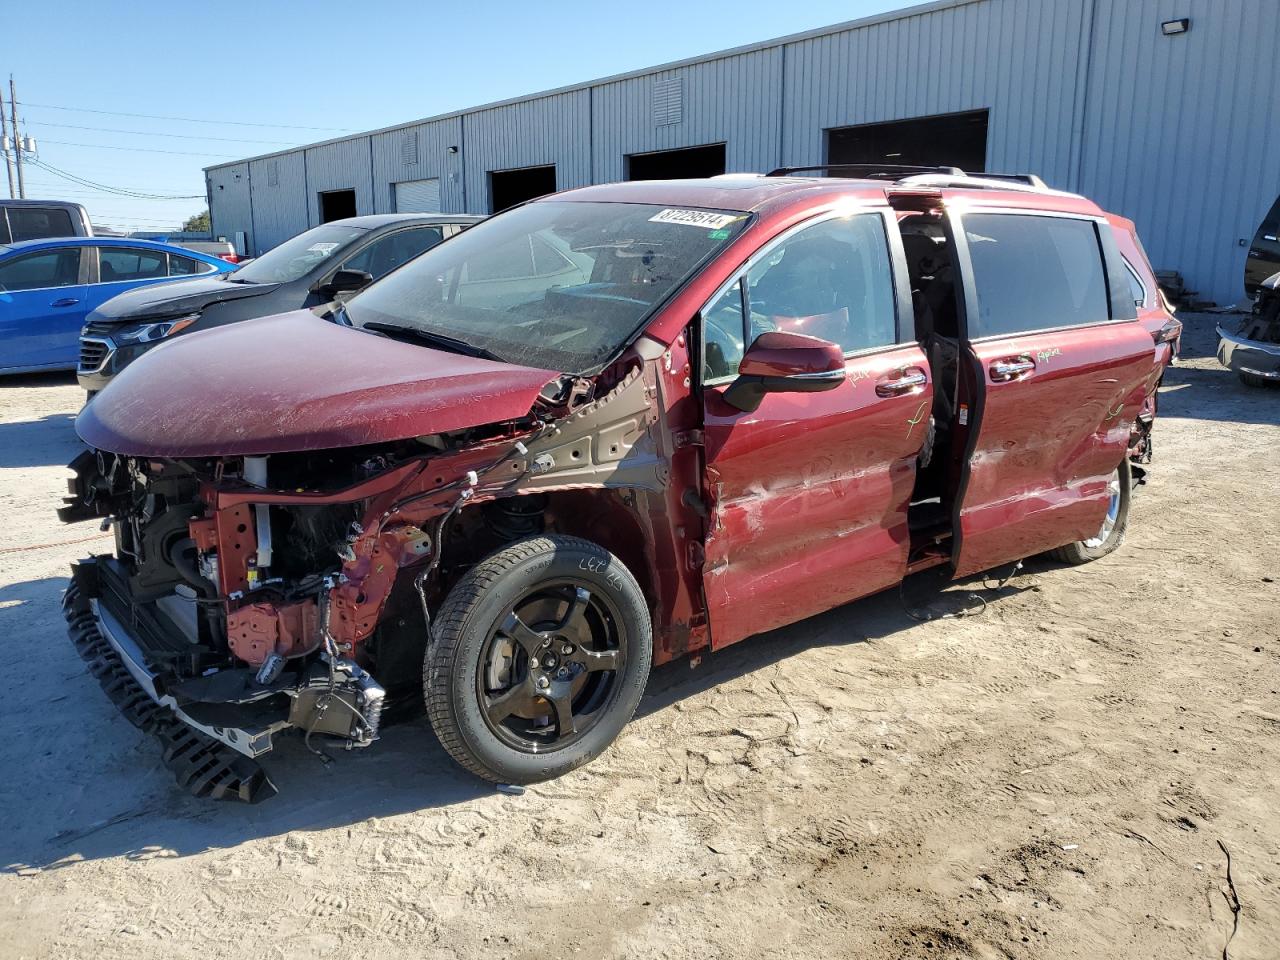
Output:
[[1049, 461, 1131, 565], [1238, 371, 1277, 389], [425, 535, 652, 784]]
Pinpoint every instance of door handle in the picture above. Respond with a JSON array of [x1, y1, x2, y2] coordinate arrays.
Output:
[[875, 367, 928, 397], [50, 298, 81, 307], [989, 356, 1036, 381], [1264, 234, 1278, 242]]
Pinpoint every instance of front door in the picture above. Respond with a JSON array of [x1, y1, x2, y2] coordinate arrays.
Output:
[[701, 210, 931, 648], [0, 246, 88, 370], [950, 207, 1154, 578]]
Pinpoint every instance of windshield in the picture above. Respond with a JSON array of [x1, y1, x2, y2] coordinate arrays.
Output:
[[232, 223, 367, 284], [344, 201, 749, 372]]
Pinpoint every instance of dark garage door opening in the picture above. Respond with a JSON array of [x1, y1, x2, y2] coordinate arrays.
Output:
[[319, 189, 357, 223], [489, 165, 557, 214], [827, 110, 989, 173], [627, 143, 727, 181]]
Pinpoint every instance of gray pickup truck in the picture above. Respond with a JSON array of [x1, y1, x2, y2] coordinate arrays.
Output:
[[0, 199, 93, 242]]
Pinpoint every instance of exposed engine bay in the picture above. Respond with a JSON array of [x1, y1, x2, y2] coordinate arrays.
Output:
[[59, 364, 672, 802]]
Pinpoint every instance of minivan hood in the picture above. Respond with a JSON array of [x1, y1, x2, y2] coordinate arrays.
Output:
[[91, 274, 280, 322], [77, 311, 560, 457]]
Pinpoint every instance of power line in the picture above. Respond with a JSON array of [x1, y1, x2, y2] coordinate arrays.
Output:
[[28, 158, 203, 199], [36, 138, 239, 158], [26, 119, 299, 145], [20, 100, 354, 133]]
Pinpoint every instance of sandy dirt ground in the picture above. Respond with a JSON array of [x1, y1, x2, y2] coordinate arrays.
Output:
[[0, 313, 1276, 960]]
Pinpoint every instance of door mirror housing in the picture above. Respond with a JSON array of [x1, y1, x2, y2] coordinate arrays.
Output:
[[723, 331, 846, 412], [324, 268, 374, 295]]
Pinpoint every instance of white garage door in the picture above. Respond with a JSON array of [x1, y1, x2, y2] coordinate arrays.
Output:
[[394, 178, 442, 213]]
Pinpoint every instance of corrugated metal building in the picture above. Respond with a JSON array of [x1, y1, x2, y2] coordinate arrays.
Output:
[[206, 0, 1280, 305]]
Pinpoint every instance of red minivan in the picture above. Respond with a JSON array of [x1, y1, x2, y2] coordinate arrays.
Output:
[[59, 170, 1178, 801]]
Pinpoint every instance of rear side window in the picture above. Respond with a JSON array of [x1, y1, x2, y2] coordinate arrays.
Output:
[[168, 254, 208, 276], [99, 247, 167, 282], [0, 248, 82, 291], [8, 207, 75, 241], [964, 214, 1110, 338]]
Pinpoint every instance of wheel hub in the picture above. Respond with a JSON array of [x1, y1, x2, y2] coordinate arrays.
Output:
[[477, 582, 625, 752]]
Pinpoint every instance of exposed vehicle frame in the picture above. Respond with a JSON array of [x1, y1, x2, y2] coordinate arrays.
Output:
[[58, 170, 1178, 800]]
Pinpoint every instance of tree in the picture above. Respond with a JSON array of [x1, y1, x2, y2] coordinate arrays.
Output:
[[182, 209, 211, 233]]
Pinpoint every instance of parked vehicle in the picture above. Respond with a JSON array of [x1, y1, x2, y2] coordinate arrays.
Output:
[[0, 237, 234, 376], [168, 239, 241, 264], [1244, 194, 1280, 299], [1217, 194, 1280, 387], [77, 214, 481, 395], [0, 199, 93, 243], [1218, 272, 1280, 387], [58, 170, 1178, 801]]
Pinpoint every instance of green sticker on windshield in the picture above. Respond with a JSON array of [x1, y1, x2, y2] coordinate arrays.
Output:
[[707, 228, 731, 240]]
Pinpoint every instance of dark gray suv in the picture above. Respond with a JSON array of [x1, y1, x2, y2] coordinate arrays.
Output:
[[78, 213, 481, 395]]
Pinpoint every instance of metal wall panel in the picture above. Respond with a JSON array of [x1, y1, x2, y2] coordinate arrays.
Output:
[[247, 151, 307, 254], [206, 0, 1275, 302], [461, 91, 591, 212], [206, 162, 254, 255], [371, 117, 466, 213], [592, 48, 783, 181], [1078, 0, 1280, 304], [780, 0, 1091, 187], [304, 137, 375, 226]]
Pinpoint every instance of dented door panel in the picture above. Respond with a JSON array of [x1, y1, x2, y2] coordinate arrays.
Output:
[[702, 344, 931, 648], [954, 323, 1153, 578]]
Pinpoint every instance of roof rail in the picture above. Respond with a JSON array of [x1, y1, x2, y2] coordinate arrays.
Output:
[[969, 172, 1048, 189], [897, 173, 1081, 198], [766, 163, 967, 179]]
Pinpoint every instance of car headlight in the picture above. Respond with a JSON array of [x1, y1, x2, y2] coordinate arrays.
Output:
[[113, 314, 200, 346]]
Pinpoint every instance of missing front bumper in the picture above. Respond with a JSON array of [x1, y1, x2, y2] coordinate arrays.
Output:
[[64, 564, 278, 803]]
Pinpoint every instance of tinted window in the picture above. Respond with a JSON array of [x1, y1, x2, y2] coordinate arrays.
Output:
[[965, 214, 1110, 337], [340, 226, 444, 281], [168, 254, 206, 276], [1123, 260, 1146, 307], [0, 248, 82, 291], [703, 280, 746, 381], [0, 213, 10, 245], [99, 247, 167, 282], [8, 207, 75, 241], [745, 213, 897, 354]]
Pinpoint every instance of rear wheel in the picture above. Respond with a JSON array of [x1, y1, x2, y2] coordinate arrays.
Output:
[[425, 535, 651, 783], [1049, 461, 1131, 565]]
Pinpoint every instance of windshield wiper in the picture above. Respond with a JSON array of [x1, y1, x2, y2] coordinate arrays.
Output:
[[360, 321, 504, 362]]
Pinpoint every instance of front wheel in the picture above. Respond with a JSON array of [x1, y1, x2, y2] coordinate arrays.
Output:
[[425, 535, 651, 784], [1049, 461, 1131, 565], [1239, 371, 1277, 389]]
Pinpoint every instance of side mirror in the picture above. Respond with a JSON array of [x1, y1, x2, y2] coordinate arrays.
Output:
[[325, 268, 374, 295], [723, 331, 846, 413]]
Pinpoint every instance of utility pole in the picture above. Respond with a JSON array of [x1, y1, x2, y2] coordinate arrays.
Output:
[[1, 81, 14, 199], [8, 75, 24, 198]]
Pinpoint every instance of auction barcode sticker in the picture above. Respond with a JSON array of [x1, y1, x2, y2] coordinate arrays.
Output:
[[648, 208, 740, 229]]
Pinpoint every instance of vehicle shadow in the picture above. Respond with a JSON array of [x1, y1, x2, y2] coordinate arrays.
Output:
[[0, 566, 1029, 874], [0, 412, 82, 468]]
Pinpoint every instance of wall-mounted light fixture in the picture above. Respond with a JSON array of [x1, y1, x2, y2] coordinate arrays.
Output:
[[1161, 18, 1190, 36], [447, 145, 459, 154]]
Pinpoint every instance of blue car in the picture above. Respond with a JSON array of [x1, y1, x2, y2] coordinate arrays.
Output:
[[0, 236, 235, 376]]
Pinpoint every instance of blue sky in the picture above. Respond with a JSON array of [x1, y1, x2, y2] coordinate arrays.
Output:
[[5, 0, 909, 232]]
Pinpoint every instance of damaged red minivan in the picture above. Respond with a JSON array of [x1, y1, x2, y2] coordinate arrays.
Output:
[[58, 169, 1179, 801]]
